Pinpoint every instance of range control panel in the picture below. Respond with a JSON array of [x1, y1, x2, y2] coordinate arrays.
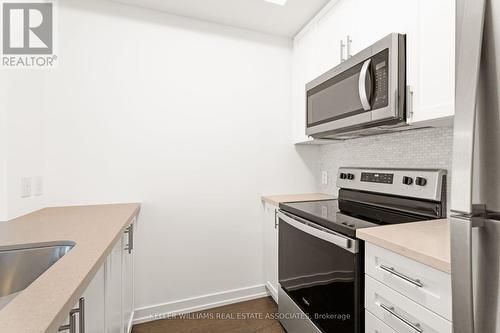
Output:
[[360, 172, 394, 184], [337, 168, 447, 201]]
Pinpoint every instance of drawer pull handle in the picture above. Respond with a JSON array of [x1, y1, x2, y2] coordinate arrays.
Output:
[[380, 303, 423, 333], [380, 265, 423, 287]]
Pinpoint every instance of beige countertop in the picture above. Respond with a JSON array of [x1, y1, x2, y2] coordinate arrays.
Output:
[[261, 193, 335, 206], [357, 219, 451, 273], [0, 203, 140, 333]]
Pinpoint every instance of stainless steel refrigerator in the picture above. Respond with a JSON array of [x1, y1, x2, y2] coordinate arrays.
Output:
[[451, 0, 500, 332]]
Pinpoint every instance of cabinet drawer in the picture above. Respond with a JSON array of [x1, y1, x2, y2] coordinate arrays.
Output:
[[365, 309, 397, 333], [365, 243, 451, 320], [365, 275, 452, 333]]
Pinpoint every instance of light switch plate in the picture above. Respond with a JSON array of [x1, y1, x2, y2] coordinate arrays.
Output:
[[21, 177, 31, 198], [321, 171, 328, 185], [34, 176, 43, 196]]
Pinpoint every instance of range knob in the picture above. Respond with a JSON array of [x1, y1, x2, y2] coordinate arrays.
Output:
[[415, 177, 427, 186], [347, 173, 355, 180], [339, 173, 347, 179], [402, 176, 413, 185]]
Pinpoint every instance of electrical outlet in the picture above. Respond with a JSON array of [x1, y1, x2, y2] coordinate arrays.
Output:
[[321, 171, 328, 185], [20, 177, 32, 198], [34, 176, 43, 196]]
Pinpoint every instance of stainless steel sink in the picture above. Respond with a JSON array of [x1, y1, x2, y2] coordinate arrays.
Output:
[[0, 242, 75, 308]]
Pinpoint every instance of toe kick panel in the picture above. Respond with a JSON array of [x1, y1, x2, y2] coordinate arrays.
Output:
[[365, 309, 398, 333]]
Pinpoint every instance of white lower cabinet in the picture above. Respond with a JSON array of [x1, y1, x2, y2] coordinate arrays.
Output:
[[58, 218, 136, 333], [364, 243, 452, 333], [365, 275, 452, 333], [106, 236, 125, 333], [365, 243, 452, 320], [82, 266, 106, 333], [122, 223, 135, 333], [60, 266, 106, 333], [106, 219, 135, 333], [365, 309, 397, 333], [263, 203, 278, 302]]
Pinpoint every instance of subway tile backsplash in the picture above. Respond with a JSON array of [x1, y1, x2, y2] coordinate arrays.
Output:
[[318, 127, 454, 199]]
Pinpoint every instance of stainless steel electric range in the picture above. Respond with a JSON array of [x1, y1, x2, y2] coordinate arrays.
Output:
[[277, 167, 447, 333]]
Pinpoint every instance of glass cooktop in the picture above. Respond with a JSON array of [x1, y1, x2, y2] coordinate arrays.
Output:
[[279, 198, 435, 238]]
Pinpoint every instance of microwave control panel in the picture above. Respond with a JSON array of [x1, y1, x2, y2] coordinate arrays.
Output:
[[371, 49, 389, 110]]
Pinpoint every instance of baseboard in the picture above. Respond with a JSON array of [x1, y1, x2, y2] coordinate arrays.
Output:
[[133, 284, 268, 325]]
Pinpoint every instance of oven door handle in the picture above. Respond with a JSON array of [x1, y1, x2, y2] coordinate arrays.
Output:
[[278, 211, 355, 252]]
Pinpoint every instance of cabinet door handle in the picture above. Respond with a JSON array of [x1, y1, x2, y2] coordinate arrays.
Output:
[[58, 316, 73, 333], [274, 209, 278, 229], [79, 297, 85, 333], [340, 39, 346, 62], [380, 264, 423, 287], [58, 297, 85, 333], [380, 303, 423, 333], [346, 35, 352, 58], [124, 223, 134, 253], [406, 85, 414, 120]]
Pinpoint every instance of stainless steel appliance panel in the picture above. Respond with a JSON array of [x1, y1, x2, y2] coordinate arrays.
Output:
[[306, 33, 405, 138], [337, 167, 447, 202], [278, 211, 362, 333], [450, 0, 500, 332], [278, 286, 322, 333]]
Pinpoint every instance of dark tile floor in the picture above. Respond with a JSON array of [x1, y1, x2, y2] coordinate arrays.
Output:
[[132, 297, 286, 333]]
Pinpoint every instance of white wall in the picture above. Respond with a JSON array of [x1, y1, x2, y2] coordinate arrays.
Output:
[[0, 70, 47, 221], [38, 0, 318, 318], [0, 76, 7, 221]]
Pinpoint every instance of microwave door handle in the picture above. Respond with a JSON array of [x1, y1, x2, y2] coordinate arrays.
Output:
[[358, 59, 372, 111]]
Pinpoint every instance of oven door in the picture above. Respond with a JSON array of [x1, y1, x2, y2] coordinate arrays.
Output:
[[306, 33, 405, 137], [278, 211, 362, 333]]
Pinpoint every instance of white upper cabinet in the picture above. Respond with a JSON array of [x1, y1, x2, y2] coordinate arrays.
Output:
[[314, 0, 352, 75], [291, 25, 343, 145], [291, 0, 455, 144], [291, 2, 351, 145], [292, 30, 325, 144], [291, 32, 311, 144], [349, 0, 419, 56], [413, 0, 455, 124]]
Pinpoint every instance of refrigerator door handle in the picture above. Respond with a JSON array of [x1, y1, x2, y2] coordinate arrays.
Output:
[[450, 215, 475, 333]]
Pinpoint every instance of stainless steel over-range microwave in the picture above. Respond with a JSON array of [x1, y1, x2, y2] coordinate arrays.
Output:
[[306, 33, 407, 139]]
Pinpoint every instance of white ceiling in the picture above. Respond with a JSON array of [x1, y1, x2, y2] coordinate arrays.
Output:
[[113, 0, 330, 37]]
